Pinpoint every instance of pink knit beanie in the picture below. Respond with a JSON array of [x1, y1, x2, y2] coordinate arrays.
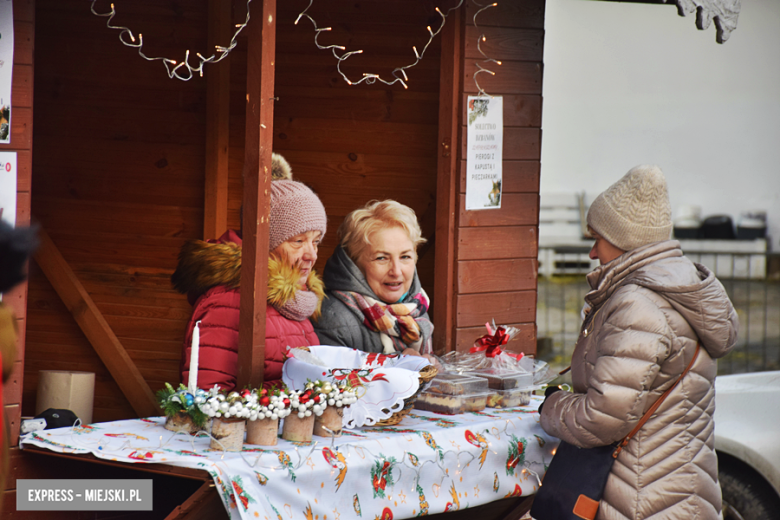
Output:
[[269, 180, 327, 252]]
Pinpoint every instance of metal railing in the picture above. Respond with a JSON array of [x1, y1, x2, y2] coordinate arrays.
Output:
[[536, 251, 780, 376]]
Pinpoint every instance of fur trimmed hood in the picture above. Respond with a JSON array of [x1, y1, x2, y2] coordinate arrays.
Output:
[[171, 235, 324, 314]]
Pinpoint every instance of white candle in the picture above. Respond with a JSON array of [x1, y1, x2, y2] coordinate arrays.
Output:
[[188, 321, 201, 393]]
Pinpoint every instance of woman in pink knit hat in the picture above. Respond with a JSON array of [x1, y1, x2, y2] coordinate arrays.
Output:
[[172, 154, 327, 391]]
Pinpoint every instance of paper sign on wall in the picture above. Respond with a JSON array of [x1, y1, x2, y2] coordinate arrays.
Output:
[[0, 151, 17, 226], [465, 95, 503, 210], [0, 0, 14, 144]]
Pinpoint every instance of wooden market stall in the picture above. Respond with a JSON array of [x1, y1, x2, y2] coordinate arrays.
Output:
[[1, 0, 545, 515]]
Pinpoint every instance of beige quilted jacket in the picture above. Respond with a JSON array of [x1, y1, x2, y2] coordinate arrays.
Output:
[[540, 240, 738, 520]]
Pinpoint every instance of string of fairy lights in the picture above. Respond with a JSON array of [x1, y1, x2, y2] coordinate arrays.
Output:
[[88, 0, 253, 81], [65, 411, 548, 501], [294, 0, 465, 90], [88, 0, 502, 94], [471, 1, 502, 97]]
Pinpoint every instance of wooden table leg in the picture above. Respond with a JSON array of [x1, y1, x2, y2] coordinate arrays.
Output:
[[164, 481, 227, 520]]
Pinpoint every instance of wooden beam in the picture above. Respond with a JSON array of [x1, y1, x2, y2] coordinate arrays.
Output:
[[32, 228, 159, 418], [237, 0, 276, 389], [164, 482, 225, 520], [203, 0, 232, 240], [433, 4, 462, 355]]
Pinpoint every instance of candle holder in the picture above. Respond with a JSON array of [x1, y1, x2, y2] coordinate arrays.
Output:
[[156, 383, 211, 434], [200, 389, 254, 451], [245, 386, 293, 446], [210, 416, 246, 451], [311, 381, 358, 438], [281, 413, 315, 443], [281, 384, 320, 443], [281, 380, 359, 441]]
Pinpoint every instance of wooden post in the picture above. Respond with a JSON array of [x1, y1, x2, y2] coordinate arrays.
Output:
[[433, 6, 462, 355], [203, 0, 232, 240], [237, 0, 277, 389]]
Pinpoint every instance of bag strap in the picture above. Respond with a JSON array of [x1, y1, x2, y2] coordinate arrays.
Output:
[[612, 342, 701, 458]]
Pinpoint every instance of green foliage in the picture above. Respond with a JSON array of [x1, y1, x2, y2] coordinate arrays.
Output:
[[156, 382, 209, 427]]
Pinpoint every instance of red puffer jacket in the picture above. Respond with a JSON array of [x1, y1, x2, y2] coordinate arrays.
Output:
[[172, 230, 323, 392]]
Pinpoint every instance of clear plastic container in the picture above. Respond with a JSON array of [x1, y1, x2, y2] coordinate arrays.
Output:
[[415, 391, 490, 414], [428, 374, 489, 395], [467, 368, 533, 390], [486, 388, 532, 408]]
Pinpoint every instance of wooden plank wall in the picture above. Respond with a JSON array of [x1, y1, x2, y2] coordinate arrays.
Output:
[[22, 0, 445, 427], [453, 0, 544, 354], [226, 0, 443, 300], [25, 0, 209, 422], [0, 0, 35, 448], [18, 0, 542, 440]]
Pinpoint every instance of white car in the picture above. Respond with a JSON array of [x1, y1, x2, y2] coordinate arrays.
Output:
[[715, 370, 780, 520]]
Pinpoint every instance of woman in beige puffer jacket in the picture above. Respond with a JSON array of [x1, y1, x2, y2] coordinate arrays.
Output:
[[539, 166, 738, 520]]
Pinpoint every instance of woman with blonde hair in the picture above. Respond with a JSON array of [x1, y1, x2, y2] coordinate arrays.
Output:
[[314, 200, 434, 360]]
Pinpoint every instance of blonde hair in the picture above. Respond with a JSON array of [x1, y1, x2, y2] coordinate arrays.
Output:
[[339, 200, 426, 264]]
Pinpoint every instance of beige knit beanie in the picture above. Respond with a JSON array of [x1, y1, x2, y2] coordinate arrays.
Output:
[[586, 165, 672, 252]]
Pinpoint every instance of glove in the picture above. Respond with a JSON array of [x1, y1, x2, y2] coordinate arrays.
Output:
[[537, 385, 562, 415]]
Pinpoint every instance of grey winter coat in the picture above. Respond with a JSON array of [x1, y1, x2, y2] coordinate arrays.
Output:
[[314, 245, 433, 353], [540, 240, 738, 520]]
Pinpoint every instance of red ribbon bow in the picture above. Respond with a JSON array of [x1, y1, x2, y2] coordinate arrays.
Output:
[[470, 326, 511, 358]]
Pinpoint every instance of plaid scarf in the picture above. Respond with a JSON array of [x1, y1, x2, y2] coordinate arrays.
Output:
[[334, 290, 433, 355]]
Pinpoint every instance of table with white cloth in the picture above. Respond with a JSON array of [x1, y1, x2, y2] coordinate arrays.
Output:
[[20, 396, 557, 520]]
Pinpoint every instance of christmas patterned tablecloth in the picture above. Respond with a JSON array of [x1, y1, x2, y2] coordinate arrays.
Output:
[[20, 396, 557, 520]]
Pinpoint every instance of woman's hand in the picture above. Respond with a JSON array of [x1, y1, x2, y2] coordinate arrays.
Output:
[[401, 349, 443, 371], [537, 385, 562, 415]]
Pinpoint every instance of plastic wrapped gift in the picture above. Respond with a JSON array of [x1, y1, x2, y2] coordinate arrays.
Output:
[[468, 368, 533, 390], [486, 388, 533, 408], [427, 374, 489, 395], [283, 345, 436, 428], [414, 390, 490, 414], [438, 321, 557, 387]]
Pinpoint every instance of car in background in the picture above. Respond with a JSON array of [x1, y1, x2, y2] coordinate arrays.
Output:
[[715, 370, 780, 520]]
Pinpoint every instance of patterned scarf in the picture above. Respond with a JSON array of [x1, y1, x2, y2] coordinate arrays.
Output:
[[334, 289, 433, 355]]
